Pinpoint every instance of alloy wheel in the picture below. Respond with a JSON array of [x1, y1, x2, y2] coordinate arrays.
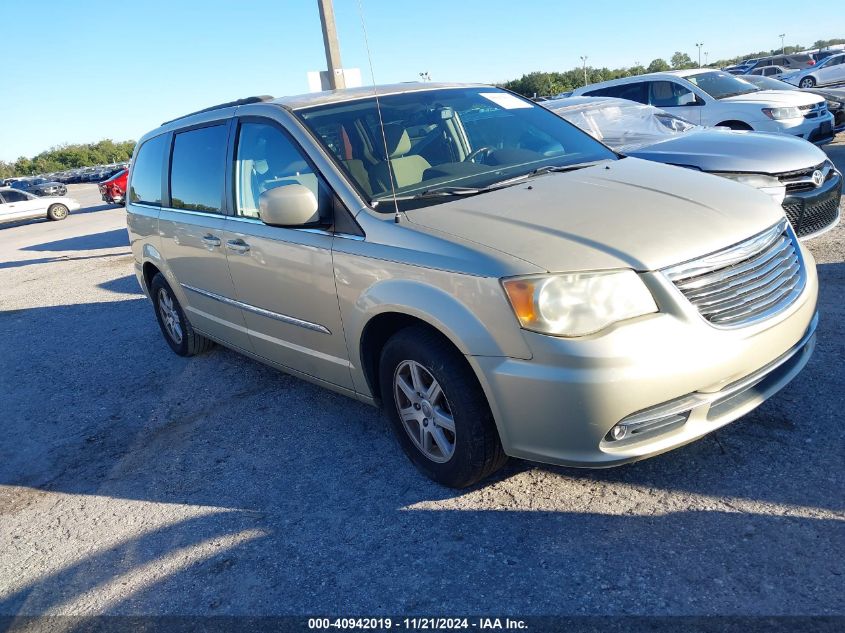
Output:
[[157, 288, 183, 345], [393, 360, 456, 463]]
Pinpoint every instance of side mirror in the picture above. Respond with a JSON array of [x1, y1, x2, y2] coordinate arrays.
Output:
[[259, 183, 319, 227]]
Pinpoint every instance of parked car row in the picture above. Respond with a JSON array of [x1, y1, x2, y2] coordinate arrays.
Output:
[[570, 69, 836, 145], [125, 84, 824, 486], [2, 177, 67, 197]]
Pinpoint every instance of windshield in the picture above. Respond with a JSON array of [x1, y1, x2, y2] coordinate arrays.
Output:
[[685, 71, 760, 99], [548, 99, 698, 152], [297, 87, 616, 211]]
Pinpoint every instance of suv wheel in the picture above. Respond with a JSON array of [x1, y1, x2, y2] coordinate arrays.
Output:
[[800, 77, 816, 88], [379, 326, 507, 488], [150, 273, 214, 356], [46, 203, 68, 221]]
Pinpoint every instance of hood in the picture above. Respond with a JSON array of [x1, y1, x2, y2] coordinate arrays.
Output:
[[626, 129, 827, 173], [404, 158, 785, 273], [720, 89, 821, 106]]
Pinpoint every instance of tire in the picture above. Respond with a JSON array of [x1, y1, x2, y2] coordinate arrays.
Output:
[[378, 325, 507, 488], [799, 77, 816, 89], [46, 203, 68, 221], [150, 273, 214, 356]]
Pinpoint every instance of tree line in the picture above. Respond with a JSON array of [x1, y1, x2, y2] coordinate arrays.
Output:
[[0, 139, 136, 180], [501, 38, 845, 97]]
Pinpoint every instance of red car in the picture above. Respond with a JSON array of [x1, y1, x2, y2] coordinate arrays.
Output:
[[98, 169, 128, 204]]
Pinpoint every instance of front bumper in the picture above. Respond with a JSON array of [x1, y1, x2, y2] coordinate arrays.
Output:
[[470, 250, 818, 467], [754, 112, 835, 144]]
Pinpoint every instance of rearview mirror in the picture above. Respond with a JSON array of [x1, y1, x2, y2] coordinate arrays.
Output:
[[259, 184, 319, 227]]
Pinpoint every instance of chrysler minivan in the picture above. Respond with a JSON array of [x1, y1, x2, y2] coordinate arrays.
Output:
[[126, 84, 818, 487]]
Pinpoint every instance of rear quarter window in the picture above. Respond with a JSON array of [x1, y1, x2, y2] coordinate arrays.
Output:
[[129, 135, 167, 206]]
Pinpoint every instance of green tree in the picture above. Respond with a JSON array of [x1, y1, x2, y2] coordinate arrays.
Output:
[[647, 58, 670, 73], [670, 51, 694, 69]]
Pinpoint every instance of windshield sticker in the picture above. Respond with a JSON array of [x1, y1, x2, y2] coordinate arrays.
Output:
[[479, 93, 533, 109]]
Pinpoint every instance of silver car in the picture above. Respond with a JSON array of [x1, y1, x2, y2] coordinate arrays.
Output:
[[545, 96, 841, 239], [126, 84, 818, 487]]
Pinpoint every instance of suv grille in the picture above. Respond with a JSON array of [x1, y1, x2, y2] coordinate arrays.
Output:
[[663, 220, 805, 327]]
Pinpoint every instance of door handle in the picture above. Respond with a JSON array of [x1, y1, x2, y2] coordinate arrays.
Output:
[[201, 234, 221, 247], [226, 239, 251, 254]]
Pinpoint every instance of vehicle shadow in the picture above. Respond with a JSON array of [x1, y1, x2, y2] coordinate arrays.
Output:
[[0, 253, 127, 271], [22, 229, 129, 252]]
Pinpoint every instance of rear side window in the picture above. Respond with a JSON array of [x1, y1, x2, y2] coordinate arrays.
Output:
[[585, 82, 648, 104], [2, 190, 29, 203], [169, 125, 228, 213], [129, 135, 167, 206]]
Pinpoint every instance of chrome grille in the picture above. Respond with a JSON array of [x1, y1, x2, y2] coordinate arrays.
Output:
[[663, 220, 805, 327]]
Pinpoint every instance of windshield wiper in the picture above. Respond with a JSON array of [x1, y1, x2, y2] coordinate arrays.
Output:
[[371, 161, 608, 207], [527, 160, 607, 176]]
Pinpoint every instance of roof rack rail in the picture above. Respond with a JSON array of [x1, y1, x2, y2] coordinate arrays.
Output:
[[161, 95, 274, 126]]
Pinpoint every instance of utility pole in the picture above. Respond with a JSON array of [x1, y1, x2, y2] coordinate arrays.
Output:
[[695, 42, 704, 67], [317, 0, 345, 90], [580, 56, 588, 86], [779, 33, 786, 54]]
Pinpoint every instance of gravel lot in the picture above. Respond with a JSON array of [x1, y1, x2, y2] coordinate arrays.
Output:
[[1, 142, 844, 618]]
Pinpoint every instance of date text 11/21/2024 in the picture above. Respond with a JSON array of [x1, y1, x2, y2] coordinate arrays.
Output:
[[307, 617, 528, 630]]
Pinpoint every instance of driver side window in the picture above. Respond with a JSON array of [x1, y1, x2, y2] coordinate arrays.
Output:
[[235, 121, 327, 220]]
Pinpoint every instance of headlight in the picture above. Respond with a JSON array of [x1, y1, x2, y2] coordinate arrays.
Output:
[[501, 270, 657, 337], [715, 172, 786, 204], [761, 106, 802, 120], [826, 100, 843, 111]]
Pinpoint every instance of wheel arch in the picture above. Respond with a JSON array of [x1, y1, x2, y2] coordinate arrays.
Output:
[[352, 280, 531, 402], [715, 120, 754, 130]]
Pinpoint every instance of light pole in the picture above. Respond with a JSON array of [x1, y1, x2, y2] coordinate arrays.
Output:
[[704, 51, 709, 66], [317, 0, 345, 89], [779, 33, 786, 54], [418, 72, 431, 82], [695, 42, 704, 67], [580, 56, 588, 86]]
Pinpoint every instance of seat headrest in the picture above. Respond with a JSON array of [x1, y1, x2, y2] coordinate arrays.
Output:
[[374, 123, 412, 160]]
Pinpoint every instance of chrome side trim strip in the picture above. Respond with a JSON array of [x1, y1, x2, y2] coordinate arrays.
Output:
[[180, 283, 331, 334]]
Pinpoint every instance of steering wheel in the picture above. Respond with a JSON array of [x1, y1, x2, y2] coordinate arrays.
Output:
[[464, 146, 493, 164]]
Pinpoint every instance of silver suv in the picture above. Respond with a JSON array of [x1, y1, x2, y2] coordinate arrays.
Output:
[[126, 84, 818, 487]]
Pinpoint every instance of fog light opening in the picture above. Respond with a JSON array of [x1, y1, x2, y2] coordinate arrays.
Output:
[[605, 411, 691, 443]]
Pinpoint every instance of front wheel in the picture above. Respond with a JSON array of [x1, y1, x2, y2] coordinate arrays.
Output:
[[379, 326, 507, 488], [799, 77, 816, 88], [46, 203, 68, 221]]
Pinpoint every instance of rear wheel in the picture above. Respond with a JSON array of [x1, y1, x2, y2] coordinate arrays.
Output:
[[799, 76, 816, 89], [378, 326, 507, 488], [46, 203, 68, 221], [150, 273, 214, 356]]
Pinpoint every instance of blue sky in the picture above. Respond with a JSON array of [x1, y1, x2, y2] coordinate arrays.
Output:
[[0, 0, 838, 161]]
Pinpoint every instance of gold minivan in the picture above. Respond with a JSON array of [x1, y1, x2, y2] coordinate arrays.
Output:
[[126, 84, 818, 487]]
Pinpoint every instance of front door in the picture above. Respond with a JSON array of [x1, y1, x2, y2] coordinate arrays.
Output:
[[648, 80, 704, 124], [221, 119, 353, 389], [156, 123, 253, 352]]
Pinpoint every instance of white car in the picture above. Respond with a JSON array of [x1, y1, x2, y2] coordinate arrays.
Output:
[[784, 53, 845, 88], [0, 187, 81, 223], [571, 69, 835, 144]]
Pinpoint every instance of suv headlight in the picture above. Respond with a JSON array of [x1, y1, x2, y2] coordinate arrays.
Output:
[[761, 106, 802, 120], [502, 270, 657, 337], [716, 172, 786, 204]]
